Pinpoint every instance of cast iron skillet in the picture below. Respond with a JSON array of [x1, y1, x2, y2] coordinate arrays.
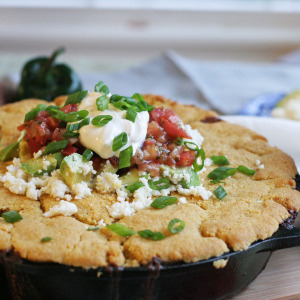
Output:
[[0, 177, 300, 300]]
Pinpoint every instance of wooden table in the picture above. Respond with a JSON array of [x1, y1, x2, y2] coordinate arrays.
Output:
[[233, 215, 300, 300]]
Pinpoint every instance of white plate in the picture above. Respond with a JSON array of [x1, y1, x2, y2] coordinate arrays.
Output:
[[221, 116, 300, 172]]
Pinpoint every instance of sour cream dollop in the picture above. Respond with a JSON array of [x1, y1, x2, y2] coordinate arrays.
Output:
[[78, 92, 149, 159]]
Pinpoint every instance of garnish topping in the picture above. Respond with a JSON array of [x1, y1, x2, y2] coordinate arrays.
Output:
[[2, 211, 23, 223], [150, 196, 177, 209], [112, 132, 128, 152], [126, 181, 145, 193], [41, 237, 53, 243], [168, 218, 185, 234], [137, 229, 165, 240], [193, 148, 205, 172], [91, 115, 113, 127], [210, 155, 230, 166], [207, 167, 237, 181], [87, 227, 100, 231], [106, 223, 136, 237], [126, 107, 137, 123], [24, 104, 47, 122], [214, 185, 227, 200], [118, 146, 133, 169], [43, 139, 69, 155], [96, 95, 109, 111], [64, 90, 88, 106], [148, 178, 170, 190], [82, 149, 93, 161], [94, 81, 110, 95], [237, 165, 256, 176]]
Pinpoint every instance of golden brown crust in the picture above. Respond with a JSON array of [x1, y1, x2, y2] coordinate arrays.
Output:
[[0, 95, 299, 268]]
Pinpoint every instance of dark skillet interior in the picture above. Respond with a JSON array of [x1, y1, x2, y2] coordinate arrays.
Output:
[[0, 176, 300, 300]]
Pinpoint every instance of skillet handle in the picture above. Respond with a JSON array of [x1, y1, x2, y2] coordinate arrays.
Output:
[[257, 225, 300, 253]]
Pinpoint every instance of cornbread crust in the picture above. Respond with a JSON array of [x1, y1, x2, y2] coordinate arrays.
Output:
[[0, 96, 299, 268]]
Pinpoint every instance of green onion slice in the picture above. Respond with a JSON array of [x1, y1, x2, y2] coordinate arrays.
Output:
[[24, 104, 47, 122], [150, 196, 177, 209], [112, 132, 128, 152], [94, 81, 110, 95], [96, 95, 109, 111], [210, 155, 230, 166], [148, 178, 170, 190], [64, 90, 88, 106], [43, 139, 69, 155], [214, 185, 227, 200], [126, 181, 144, 193], [132, 93, 154, 112], [2, 211, 23, 223], [175, 138, 184, 146], [110, 94, 125, 103], [168, 218, 185, 234], [106, 223, 136, 237], [207, 167, 237, 181], [126, 107, 137, 122], [79, 117, 90, 129], [91, 115, 113, 127], [64, 110, 89, 122], [82, 148, 93, 161], [41, 237, 52, 243], [66, 123, 80, 132], [112, 100, 132, 111], [48, 108, 66, 120], [63, 132, 80, 138], [237, 165, 256, 176], [193, 148, 205, 172], [45, 105, 60, 113], [184, 141, 199, 151], [118, 146, 133, 169], [137, 230, 165, 241], [87, 227, 100, 231]]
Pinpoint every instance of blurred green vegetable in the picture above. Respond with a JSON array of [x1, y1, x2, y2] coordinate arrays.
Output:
[[18, 47, 82, 101]]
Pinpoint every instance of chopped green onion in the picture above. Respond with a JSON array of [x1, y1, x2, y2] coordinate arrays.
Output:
[[150, 196, 177, 209], [79, 117, 90, 129], [43, 139, 69, 155], [237, 165, 256, 176], [112, 100, 132, 111], [210, 179, 226, 184], [64, 110, 89, 122], [210, 155, 230, 166], [137, 230, 165, 241], [45, 105, 60, 113], [41, 237, 52, 243], [91, 115, 113, 127], [126, 181, 144, 193], [118, 146, 133, 169], [0, 142, 19, 162], [148, 178, 170, 190], [175, 138, 184, 146], [63, 132, 80, 138], [94, 81, 110, 95], [193, 148, 205, 172], [132, 93, 154, 112], [126, 107, 137, 122], [207, 167, 237, 181], [96, 95, 109, 111], [184, 141, 199, 151], [106, 223, 136, 237], [168, 218, 185, 234], [110, 94, 125, 103], [112, 132, 128, 152], [24, 104, 47, 122], [87, 227, 100, 231], [82, 149, 93, 161], [214, 185, 227, 200], [66, 123, 80, 132], [2, 211, 23, 223], [64, 90, 88, 106], [48, 108, 66, 120]]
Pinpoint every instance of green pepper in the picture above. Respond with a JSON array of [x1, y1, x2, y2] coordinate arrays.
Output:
[[17, 47, 82, 101]]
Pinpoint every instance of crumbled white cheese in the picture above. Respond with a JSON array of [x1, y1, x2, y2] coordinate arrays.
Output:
[[256, 160, 261, 166], [204, 158, 213, 167], [33, 150, 43, 159], [43, 200, 78, 217], [258, 164, 264, 169], [98, 219, 107, 227], [72, 182, 92, 199], [176, 184, 212, 200], [255, 159, 264, 169], [178, 197, 187, 204], [96, 172, 123, 193], [42, 159, 51, 170], [184, 124, 204, 148]]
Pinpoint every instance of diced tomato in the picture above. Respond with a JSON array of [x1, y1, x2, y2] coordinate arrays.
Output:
[[26, 138, 42, 155], [91, 156, 102, 171], [176, 151, 196, 167], [60, 104, 78, 114], [51, 128, 66, 141], [62, 145, 78, 156], [149, 107, 191, 139], [46, 117, 61, 130]]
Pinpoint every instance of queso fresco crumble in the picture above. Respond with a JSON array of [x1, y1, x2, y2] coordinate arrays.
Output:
[[0, 81, 259, 222]]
